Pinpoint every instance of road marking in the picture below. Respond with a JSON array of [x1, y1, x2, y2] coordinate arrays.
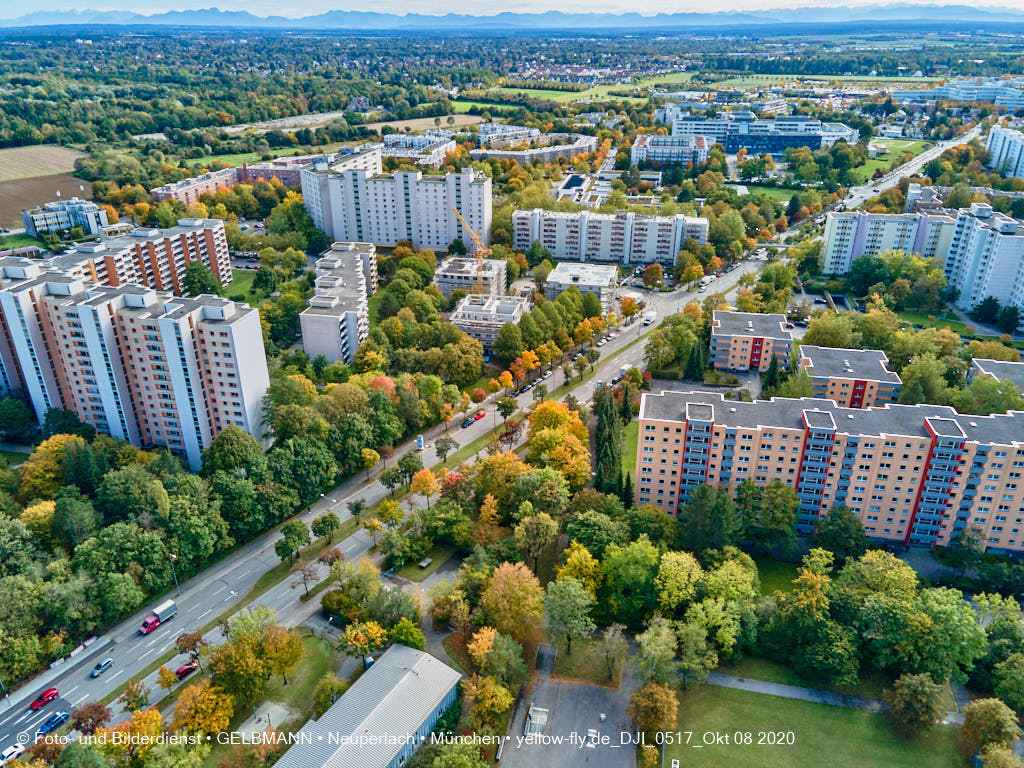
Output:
[[108, 670, 123, 681], [72, 695, 89, 706], [210, 585, 226, 597], [0, 734, 9, 743], [196, 609, 211, 621], [12, 713, 27, 725], [64, 686, 79, 697], [140, 648, 159, 660]]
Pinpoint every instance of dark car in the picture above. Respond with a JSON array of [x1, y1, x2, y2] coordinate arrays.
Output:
[[37, 710, 69, 737], [91, 658, 114, 678], [460, 417, 475, 429], [176, 661, 199, 680], [30, 689, 58, 711]]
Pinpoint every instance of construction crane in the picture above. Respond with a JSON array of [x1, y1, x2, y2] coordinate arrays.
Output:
[[452, 207, 488, 295]]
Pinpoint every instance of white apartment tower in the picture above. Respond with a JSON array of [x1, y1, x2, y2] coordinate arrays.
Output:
[[987, 126, 1024, 180], [299, 243, 377, 365]]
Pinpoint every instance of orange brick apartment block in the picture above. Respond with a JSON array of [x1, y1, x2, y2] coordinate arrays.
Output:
[[710, 310, 794, 373]]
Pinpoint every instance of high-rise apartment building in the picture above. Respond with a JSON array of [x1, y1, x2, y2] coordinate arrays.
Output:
[[512, 209, 709, 267], [821, 210, 957, 274], [710, 311, 794, 372], [301, 157, 492, 253], [299, 243, 377, 365], [0, 258, 268, 469], [21, 197, 109, 238], [986, 126, 1024, 179], [798, 346, 902, 407], [449, 294, 532, 351], [635, 389, 1024, 553]]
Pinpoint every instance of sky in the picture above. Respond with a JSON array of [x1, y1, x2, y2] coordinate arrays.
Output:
[[2, 0, 1016, 17]]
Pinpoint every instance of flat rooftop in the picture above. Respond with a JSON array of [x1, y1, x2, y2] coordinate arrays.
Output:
[[436, 257, 505, 278], [712, 310, 792, 341], [799, 346, 901, 384], [546, 261, 618, 286], [973, 358, 1024, 393], [640, 389, 1024, 447]]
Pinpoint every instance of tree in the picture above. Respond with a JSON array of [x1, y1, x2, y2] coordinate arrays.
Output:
[[118, 679, 151, 712], [389, 616, 427, 651], [434, 436, 458, 463], [462, 674, 513, 728], [581, 291, 603, 318], [601, 624, 629, 683], [885, 673, 945, 734], [157, 665, 179, 691], [71, 702, 111, 736], [944, 525, 985, 576], [263, 625, 304, 685], [995, 653, 1024, 714], [676, 620, 718, 689], [182, 261, 220, 297], [293, 561, 320, 600], [593, 388, 623, 495], [513, 512, 558, 573], [678, 484, 740, 552], [411, 468, 440, 507], [361, 449, 380, 480], [340, 620, 388, 665], [633, 615, 679, 683], [960, 699, 1022, 758], [480, 562, 544, 641], [762, 354, 782, 390], [628, 682, 678, 739], [312, 673, 349, 718], [176, 632, 208, 672], [362, 516, 383, 546], [600, 536, 661, 627], [379, 467, 405, 493], [173, 679, 234, 733], [0, 398, 33, 441], [643, 263, 664, 289], [19, 433, 87, 500], [274, 519, 311, 563], [545, 577, 596, 656], [312, 512, 341, 543], [208, 635, 270, 709], [398, 452, 423, 485], [655, 550, 704, 615], [811, 505, 869, 563], [980, 746, 1024, 768]]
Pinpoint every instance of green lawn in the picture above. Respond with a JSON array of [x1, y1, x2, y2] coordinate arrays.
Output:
[[185, 142, 358, 169], [396, 543, 457, 582], [367, 293, 382, 326], [0, 449, 28, 466], [450, 100, 519, 114], [551, 635, 621, 687], [897, 310, 971, 335], [0, 234, 45, 250], [621, 419, 638, 477], [851, 140, 933, 184], [266, 633, 341, 714], [224, 268, 260, 304], [667, 685, 961, 768], [735, 185, 801, 202], [752, 554, 799, 595]]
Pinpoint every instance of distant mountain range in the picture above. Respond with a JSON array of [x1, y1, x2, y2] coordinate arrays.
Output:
[[4, 4, 1024, 30]]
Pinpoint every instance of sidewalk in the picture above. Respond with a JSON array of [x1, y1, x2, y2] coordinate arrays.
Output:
[[704, 672, 887, 713]]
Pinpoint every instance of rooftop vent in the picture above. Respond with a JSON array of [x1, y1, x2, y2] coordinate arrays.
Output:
[[970, 421, 978, 427]]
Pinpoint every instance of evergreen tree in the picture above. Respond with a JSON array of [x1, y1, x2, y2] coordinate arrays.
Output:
[[762, 355, 782, 390], [684, 343, 704, 381], [593, 389, 623, 494], [620, 473, 634, 509]]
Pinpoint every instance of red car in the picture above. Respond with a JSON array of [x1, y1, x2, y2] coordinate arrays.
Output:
[[30, 688, 58, 710], [473, 410, 486, 420], [176, 661, 199, 680]]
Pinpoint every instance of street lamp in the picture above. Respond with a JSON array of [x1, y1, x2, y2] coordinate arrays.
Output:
[[168, 552, 180, 596], [0, 676, 10, 709]]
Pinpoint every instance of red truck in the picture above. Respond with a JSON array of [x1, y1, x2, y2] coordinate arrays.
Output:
[[139, 600, 178, 634]]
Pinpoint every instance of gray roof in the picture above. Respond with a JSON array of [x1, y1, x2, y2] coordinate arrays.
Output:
[[639, 389, 1024, 446], [271, 645, 460, 768], [799, 346, 901, 384], [973, 358, 1024, 393], [712, 310, 792, 341]]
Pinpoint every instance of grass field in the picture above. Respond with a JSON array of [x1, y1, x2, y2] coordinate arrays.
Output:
[[852, 139, 933, 184], [0, 234, 45, 250], [185, 140, 365, 169], [396, 543, 457, 582], [731, 185, 799, 202], [224, 268, 261, 303], [450, 100, 519, 114], [484, 72, 694, 106], [551, 635, 620, 687], [621, 419, 638, 477], [752, 554, 799, 595], [0, 173, 92, 228], [0, 145, 85, 183], [667, 685, 961, 768]]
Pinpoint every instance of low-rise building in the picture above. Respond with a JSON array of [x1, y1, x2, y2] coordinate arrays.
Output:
[[798, 346, 902, 407], [971, 358, 1024, 393], [299, 243, 377, 364], [710, 311, 793, 372], [270, 645, 460, 768], [513, 209, 708, 267], [891, 78, 1024, 110], [630, 134, 711, 167], [470, 133, 597, 164], [543, 262, 618, 314], [635, 389, 1024, 553], [381, 134, 457, 169], [477, 123, 541, 145], [433, 256, 507, 298], [21, 197, 108, 238], [449, 293, 532, 351]]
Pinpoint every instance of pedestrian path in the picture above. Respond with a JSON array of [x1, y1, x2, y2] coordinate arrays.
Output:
[[704, 672, 887, 713]]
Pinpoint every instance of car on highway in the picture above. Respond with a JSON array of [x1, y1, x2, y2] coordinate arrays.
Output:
[[36, 710, 70, 738], [176, 661, 199, 680], [30, 688, 59, 710], [1, 744, 26, 766], [473, 409, 486, 421], [90, 658, 114, 678], [460, 417, 475, 428]]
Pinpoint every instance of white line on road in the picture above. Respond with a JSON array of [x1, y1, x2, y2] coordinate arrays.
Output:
[[108, 670, 123, 681], [210, 585, 226, 597], [140, 648, 159, 660], [64, 686, 79, 697], [12, 713, 27, 725], [72, 695, 89, 706], [0, 734, 9, 744], [196, 609, 211, 621]]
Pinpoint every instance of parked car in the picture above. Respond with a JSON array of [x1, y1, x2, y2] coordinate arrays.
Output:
[[1, 744, 26, 766], [90, 658, 114, 678], [460, 417, 475, 429], [30, 689, 58, 710], [36, 710, 70, 738], [596, 339, 607, 347], [473, 409, 486, 420], [176, 661, 199, 680]]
